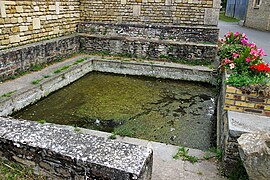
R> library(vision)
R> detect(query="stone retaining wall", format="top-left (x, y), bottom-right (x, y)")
top-left (0, 0), bottom-right (80, 49)
top-left (0, 35), bottom-right (80, 82)
top-left (80, 34), bottom-right (218, 61)
top-left (0, 33), bottom-right (218, 82)
top-left (78, 22), bottom-right (219, 61)
top-left (0, 117), bottom-right (153, 179)
top-left (78, 22), bottom-right (219, 44)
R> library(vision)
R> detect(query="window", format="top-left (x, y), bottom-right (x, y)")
top-left (254, 0), bottom-right (261, 8)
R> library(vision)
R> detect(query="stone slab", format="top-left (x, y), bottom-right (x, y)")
top-left (0, 117), bottom-right (153, 179)
top-left (228, 111), bottom-right (270, 137)
top-left (238, 132), bottom-right (270, 180)
top-left (60, 126), bottom-right (226, 180)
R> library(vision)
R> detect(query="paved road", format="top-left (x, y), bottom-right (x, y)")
top-left (218, 21), bottom-right (270, 63)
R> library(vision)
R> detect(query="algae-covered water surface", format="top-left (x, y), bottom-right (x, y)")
top-left (13, 72), bottom-right (217, 150)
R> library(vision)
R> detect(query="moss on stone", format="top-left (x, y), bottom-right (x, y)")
top-left (13, 72), bottom-right (217, 149)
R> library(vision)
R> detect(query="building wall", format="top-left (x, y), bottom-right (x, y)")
top-left (80, 0), bottom-right (220, 26)
top-left (245, 0), bottom-right (270, 31)
top-left (0, 0), bottom-right (80, 49)
top-left (0, 0), bottom-right (220, 50)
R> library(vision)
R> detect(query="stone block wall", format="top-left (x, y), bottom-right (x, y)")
top-left (245, 0), bottom-right (270, 31)
top-left (78, 22), bottom-right (219, 44)
top-left (80, 34), bottom-right (218, 61)
top-left (0, 35), bottom-right (79, 81)
top-left (0, 0), bottom-right (80, 49)
top-left (224, 85), bottom-right (270, 117)
top-left (80, 0), bottom-right (220, 26)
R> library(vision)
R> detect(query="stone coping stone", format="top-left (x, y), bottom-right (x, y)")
top-left (79, 33), bottom-right (218, 47)
top-left (228, 111), bottom-right (270, 138)
top-left (80, 21), bottom-right (220, 30)
top-left (93, 59), bottom-right (215, 72)
top-left (0, 117), bottom-right (153, 179)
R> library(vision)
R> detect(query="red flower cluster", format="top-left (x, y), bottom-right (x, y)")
top-left (250, 63), bottom-right (270, 73)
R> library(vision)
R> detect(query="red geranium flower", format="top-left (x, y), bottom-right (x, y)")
top-left (250, 63), bottom-right (270, 72)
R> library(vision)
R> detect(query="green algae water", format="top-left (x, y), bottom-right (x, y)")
top-left (13, 72), bottom-right (217, 150)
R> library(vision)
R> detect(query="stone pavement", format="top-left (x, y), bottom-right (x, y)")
top-left (78, 128), bottom-right (227, 180)
top-left (218, 21), bottom-right (270, 63)
top-left (0, 54), bottom-right (90, 96)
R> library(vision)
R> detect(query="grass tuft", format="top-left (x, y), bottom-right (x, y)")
top-left (109, 132), bottom-right (117, 139)
top-left (1, 90), bottom-right (16, 98)
top-left (31, 78), bottom-right (43, 85)
top-left (0, 160), bottom-right (44, 180)
top-left (173, 146), bottom-right (198, 164)
top-left (72, 58), bottom-right (87, 65)
top-left (37, 119), bottom-right (46, 124)
top-left (54, 65), bottom-right (70, 74)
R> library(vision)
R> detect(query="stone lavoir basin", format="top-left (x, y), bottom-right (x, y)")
top-left (13, 72), bottom-right (217, 150)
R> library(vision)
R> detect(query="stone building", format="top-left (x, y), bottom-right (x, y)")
top-left (245, 0), bottom-right (270, 31)
top-left (0, 0), bottom-right (221, 49)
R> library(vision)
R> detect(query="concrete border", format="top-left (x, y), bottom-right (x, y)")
top-left (0, 57), bottom-right (217, 117)
top-left (0, 56), bottom-right (218, 179)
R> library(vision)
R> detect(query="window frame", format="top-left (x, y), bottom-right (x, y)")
top-left (254, 0), bottom-right (262, 9)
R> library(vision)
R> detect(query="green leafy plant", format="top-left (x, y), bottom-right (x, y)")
top-left (203, 153), bottom-right (210, 160)
top-left (208, 147), bottom-right (223, 161)
top-left (54, 65), bottom-right (70, 74)
top-left (0, 160), bottom-right (44, 180)
top-left (72, 58), bottom-right (87, 65)
top-left (168, 35), bottom-right (174, 40)
top-left (37, 119), bottom-right (46, 124)
top-left (109, 132), bottom-right (117, 139)
top-left (1, 90), bottom-right (16, 98)
top-left (159, 35), bottom-right (164, 40)
top-left (159, 54), bottom-right (168, 59)
top-left (74, 126), bottom-right (82, 133)
top-left (168, 45), bottom-right (174, 52)
top-left (90, 27), bottom-right (97, 33)
top-left (173, 146), bottom-right (198, 164)
top-left (42, 75), bottom-right (50, 78)
top-left (31, 78), bottom-right (43, 85)
top-left (29, 64), bottom-right (44, 72)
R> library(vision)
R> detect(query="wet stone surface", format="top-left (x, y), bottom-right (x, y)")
top-left (13, 72), bottom-right (217, 150)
